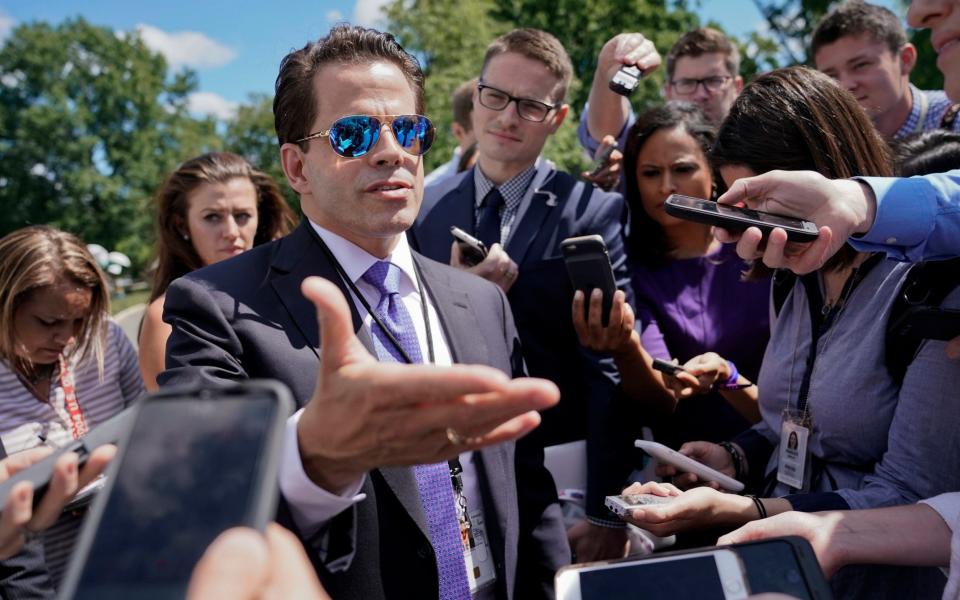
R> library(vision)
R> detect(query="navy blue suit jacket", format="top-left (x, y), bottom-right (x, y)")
top-left (160, 221), bottom-right (569, 600)
top-left (409, 163), bottom-right (636, 520)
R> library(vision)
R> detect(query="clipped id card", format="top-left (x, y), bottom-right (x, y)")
top-left (777, 409), bottom-right (811, 491)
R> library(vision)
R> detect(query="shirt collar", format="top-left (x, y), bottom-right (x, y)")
top-left (307, 219), bottom-right (418, 291)
top-left (473, 161), bottom-right (538, 208)
top-left (894, 84), bottom-right (922, 139)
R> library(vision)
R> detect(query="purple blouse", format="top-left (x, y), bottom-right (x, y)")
top-left (632, 244), bottom-right (771, 444)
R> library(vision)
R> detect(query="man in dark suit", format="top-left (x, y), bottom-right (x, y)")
top-left (159, 25), bottom-right (568, 600)
top-left (409, 29), bottom-right (636, 563)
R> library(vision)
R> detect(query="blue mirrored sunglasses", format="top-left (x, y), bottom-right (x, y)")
top-left (294, 114), bottom-right (436, 159)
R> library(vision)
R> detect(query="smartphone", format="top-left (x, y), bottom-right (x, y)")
top-left (889, 306), bottom-right (960, 341)
top-left (664, 194), bottom-right (819, 243)
top-left (634, 440), bottom-right (744, 492)
top-left (561, 235), bottom-right (617, 326)
top-left (651, 358), bottom-right (688, 376)
top-left (450, 225), bottom-right (488, 267)
top-left (556, 548), bottom-right (750, 600)
top-left (604, 493), bottom-right (672, 517)
top-left (0, 407), bottom-right (136, 510)
top-left (735, 537), bottom-right (833, 600)
top-left (609, 64), bottom-right (643, 96)
top-left (58, 380), bottom-right (294, 600)
top-left (587, 141), bottom-right (617, 178)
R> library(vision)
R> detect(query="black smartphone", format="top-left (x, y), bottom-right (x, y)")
top-left (664, 194), bottom-right (820, 243)
top-left (58, 380), bottom-right (294, 600)
top-left (0, 407), bottom-right (137, 509)
top-left (734, 536), bottom-right (833, 600)
top-left (561, 235), bottom-right (617, 327)
top-left (609, 64), bottom-right (643, 96)
top-left (587, 141), bottom-right (617, 178)
top-left (450, 225), bottom-right (488, 267)
top-left (651, 358), bottom-right (687, 376)
top-left (889, 306), bottom-right (960, 341)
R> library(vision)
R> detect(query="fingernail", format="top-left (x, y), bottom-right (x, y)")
top-left (18, 487), bottom-right (30, 503)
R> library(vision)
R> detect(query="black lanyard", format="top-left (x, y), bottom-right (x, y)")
top-left (310, 226), bottom-right (462, 476)
top-left (310, 228), bottom-right (436, 365)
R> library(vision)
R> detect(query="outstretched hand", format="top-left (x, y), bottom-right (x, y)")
top-left (296, 277), bottom-right (559, 493)
top-left (715, 170), bottom-right (877, 274)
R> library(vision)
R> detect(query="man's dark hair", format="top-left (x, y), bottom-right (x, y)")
top-left (273, 25), bottom-right (425, 149)
top-left (895, 130), bottom-right (960, 177)
top-left (452, 78), bottom-right (477, 132)
top-left (811, 0), bottom-right (907, 58)
top-left (665, 28), bottom-right (740, 81)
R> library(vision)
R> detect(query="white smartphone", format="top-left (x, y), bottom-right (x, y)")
top-left (634, 440), bottom-right (744, 492)
top-left (604, 493), bottom-right (673, 518)
top-left (556, 548), bottom-right (750, 600)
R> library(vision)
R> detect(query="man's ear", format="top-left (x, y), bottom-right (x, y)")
top-left (734, 75), bottom-right (744, 94)
top-left (899, 43), bottom-right (918, 75)
top-left (547, 103), bottom-right (570, 133)
top-left (280, 143), bottom-right (312, 196)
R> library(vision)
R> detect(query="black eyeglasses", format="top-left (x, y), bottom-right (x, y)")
top-left (476, 84), bottom-right (560, 123)
top-left (669, 76), bottom-right (732, 95)
top-left (294, 114), bottom-right (436, 158)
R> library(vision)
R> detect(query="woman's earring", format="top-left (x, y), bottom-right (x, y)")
top-left (182, 233), bottom-right (190, 241)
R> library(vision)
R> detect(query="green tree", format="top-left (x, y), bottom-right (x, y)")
top-left (0, 18), bottom-right (220, 272)
top-left (223, 93), bottom-right (300, 215)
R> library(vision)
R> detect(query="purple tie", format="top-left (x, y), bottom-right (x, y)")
top-left (361, 261), bottom-right (471, 600)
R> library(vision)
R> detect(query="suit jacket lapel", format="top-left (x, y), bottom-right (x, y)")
top-left (269, 221), bottom-right (374, 357)
top-left (505, 161), bottom-right (561, 266)
top-left (412, 254), bottom-right (489, 365)
top-left (378, 467), bottom-right (430, 539)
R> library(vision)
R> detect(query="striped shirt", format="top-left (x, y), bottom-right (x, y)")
top-left (894, 84), bottom-right (960, 139)
top-left (472, 163), bottom-right (537, 245)
top-left (0, 320), bottom-right (144, 587)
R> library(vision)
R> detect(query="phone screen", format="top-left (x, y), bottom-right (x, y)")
top-left (737, 540), bottom-right (812, 599)
top-left (578, 555), bottom-right (734, 600)
top-left (70, 395), bottom-right (278, 599)
top-left (713, 203), bottom-right (808, 229)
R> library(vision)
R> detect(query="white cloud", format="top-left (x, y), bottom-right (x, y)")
top-left (187, 91), bottom-right (238, 120)
top-left (135, 24), bottom-right (236, 70)
top-left (326, 10), bottom-right (344, 22)
top-left (0, 10), bottom-right (16, 46)
top-left (353, 0), bottom-right (391, 27)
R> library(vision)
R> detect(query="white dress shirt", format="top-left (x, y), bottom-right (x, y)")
top-left (920, 492), bottom-right (960, 600)
top-left (277, 222), bottom-right (488, 595)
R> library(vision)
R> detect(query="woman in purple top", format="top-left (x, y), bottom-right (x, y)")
top-left (573, 102), bottom-right (769, 448)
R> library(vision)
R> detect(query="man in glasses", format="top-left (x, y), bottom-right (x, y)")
top-left (578, 28), bottom-right (743, 189)
top-left (160, 24), bottom-right (567, 600)
top-left (812, 1), bottom-right (960, 139)
top-left (411, 29), bottom-right (636, 569)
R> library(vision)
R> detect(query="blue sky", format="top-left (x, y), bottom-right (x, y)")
top-left (0, 0), bottom-right (903, 119)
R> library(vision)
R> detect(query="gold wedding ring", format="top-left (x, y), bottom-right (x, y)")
top-left (446, 427), bottom-right (466, 445)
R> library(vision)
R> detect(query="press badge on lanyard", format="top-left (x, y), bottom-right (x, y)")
top-left (777, 408), bottom-right (811, 491)
top-left (451, 463), bottom-right (496, 593)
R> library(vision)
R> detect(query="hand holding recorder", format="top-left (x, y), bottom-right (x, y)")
top-left (449, 234), bottom-right (519, 293)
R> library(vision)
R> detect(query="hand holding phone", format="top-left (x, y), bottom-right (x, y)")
top-left (59, 381), bottom-right (294, 599)
top-left (665, 194), bottom-right (819, 243)
top-left (587, 141), bottom-right (617, 178)
top-left (635, 440), bottom-right (744, 492)
top-left (450, 226), bottom-right (488, 267)
top-left (562, 235), bottom-right (617, 326)
top-left (651, 358), bottom-right (687, 376)
top-left (604, 493), bottom-right (672, 517)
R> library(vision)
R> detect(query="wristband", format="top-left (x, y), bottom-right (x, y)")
top-left (718, 360), bottom-right (753, 391)
top-left (747, 494), bottom-right (767, 520)
top-left (718, 441), bottom-right (743, 482)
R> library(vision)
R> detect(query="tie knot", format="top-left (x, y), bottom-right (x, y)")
top-left (361, 261), bottom-right (403, 296)
top-left (483, 187), bottom-right (504, 209)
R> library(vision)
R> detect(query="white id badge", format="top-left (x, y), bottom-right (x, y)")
top-left (461, 509), bottom-right (497, 592)
top-left (777, 415), bottom-right (810, 490)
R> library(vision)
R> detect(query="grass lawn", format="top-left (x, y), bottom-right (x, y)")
top-left (111, 290), bottom-right (150, 315)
